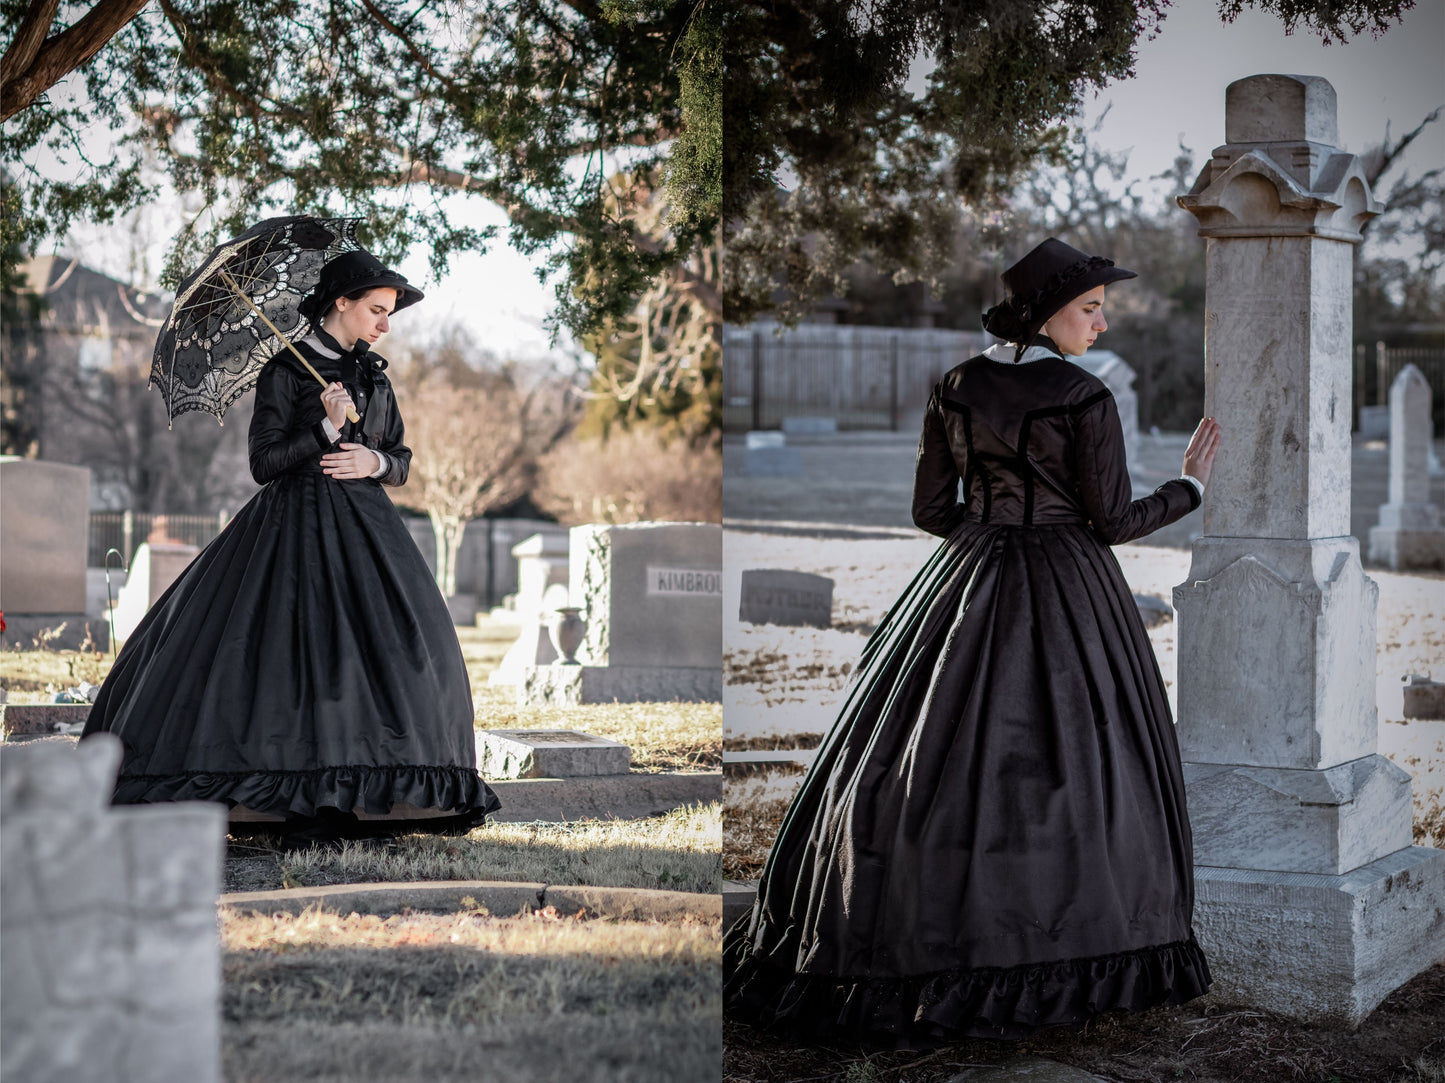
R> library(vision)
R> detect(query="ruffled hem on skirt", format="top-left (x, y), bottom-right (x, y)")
top-left (724, 932), bottom-right (1212, 1046)
top-left (114, 762), bottom-right (500, 821)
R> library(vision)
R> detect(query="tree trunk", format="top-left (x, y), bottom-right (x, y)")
top-left (428, 510), bottom-right (465, 597)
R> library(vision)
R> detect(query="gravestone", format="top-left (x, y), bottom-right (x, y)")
top-left (476, 729), bottom-right (631, 778)
top-left (0, 458), bottom-right (100, 651)
top-left (518, 522), bottom-right (722, 705)
top-left (489, 532), bottom-right (571, 685)
top-left (108, 541), bottom-right (199, 644)
top-left (1071, 350), bottom-right (1138, 468)
top-left (1368, 365), bottom-right (1445, 570)
top-left (739, 569), bottom-right (834, 628)
top-left (743, 431), bottom-right (801, 478)
top-left (1175, 73), bottom-right (1445, 1025)
top-left (1, 734), bottom-right (224, 1083)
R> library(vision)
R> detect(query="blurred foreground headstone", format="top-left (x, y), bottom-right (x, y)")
top-left (0, 735), bottom-right (225, 1083)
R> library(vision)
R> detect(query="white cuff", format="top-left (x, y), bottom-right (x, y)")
top-left (369, 450), bottom-right (389, 478)
top-left (321, 417), bottom-right (342, 444)
top-left (1181, 473), bottom-right (1205, 497)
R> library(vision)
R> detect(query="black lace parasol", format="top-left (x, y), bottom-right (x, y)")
top-left (151, 215), bottom-right (362, 422)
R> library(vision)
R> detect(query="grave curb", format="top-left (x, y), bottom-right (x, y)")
top-left (219, 879), bottom-right (721, 922)
top-left (487, 770), bottom-right (720, 822)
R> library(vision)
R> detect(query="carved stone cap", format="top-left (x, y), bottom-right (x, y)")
top-left (1226, 74), bottom-right (1338, 145)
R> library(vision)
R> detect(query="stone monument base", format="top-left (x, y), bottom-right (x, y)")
top-left (1367, 526), bottom-right (1445, 571)
top-left (1183, 755), bottom-right (1414, 874)
top-left (518, 664), bottom-right (721, 706)
top-left (1193, 846), bottom-right (1445, 1028)
top-left (476, 729), bottom-right (630, 778)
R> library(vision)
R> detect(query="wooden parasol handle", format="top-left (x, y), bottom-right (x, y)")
top-left (219, 270), bottom-right (360, 424)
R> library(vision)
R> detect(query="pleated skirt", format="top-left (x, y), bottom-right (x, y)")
top-left (82, 472), bottom-right (499, 832)
top-left (724, 519), bottom-right (1210, 1044)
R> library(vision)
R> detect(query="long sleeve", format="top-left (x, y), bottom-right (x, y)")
top-left (911, 385), bottom-right (966, 538)
top-left (248, 361), bottom-right (334, 485)
top-left (369, 378), bottom-right (411, 487)
top-left (1074, 389), bottom-right (1200, 545)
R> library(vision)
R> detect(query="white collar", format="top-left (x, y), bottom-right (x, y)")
top-left (982, 341), bottom-right (1064, 365)
top-left (301, 333), bottom-right (341, 359)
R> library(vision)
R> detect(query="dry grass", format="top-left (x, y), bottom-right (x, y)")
top-left (0, 643), bottom-right (110, 702)
top-left (222, 905), bottom-right (720, 1083)
top-left (725, 965), bottom-right (1445, 1083)
top-left (232, 802), bottom-right (722, 895)
top-left (471, 681), bottom-right (721, 772)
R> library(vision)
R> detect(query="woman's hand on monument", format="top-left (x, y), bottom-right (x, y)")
top-left (1183, 417), bottom-right (1222, 489)
top-left (320, 382), bottom-right (356, 430)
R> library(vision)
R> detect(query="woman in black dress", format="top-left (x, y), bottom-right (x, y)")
top-left (83, 251), bottom-right (500, 838)
top-left (724, 238), bottom-right (1222, 1044)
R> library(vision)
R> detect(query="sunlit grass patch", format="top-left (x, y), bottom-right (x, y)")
top-left (472, 682), bottom-right (721, 772)
top-left (221, 905), bottom-right (720, 1083)
top-left (269, 802), bottom-right (722, 895)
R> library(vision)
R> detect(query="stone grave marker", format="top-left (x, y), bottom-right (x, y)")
top-left (739, 569), bottom-right (834, 628)
top-left (490, 531), bottom-right (571, 685)
top-left (1, 733), bottom-right (224, 1083)
top-left (1368, 364), bottom-right (1445, 570)
top-left (743, 431), bottom-right (801, 477)
top-left (0, 458), bottom-right (102, 651)
top-left (108, 541), bottom-right (199, 644)
top-left (519, 522), bottom-right (722, 705)
top-left (1175, 72), bottom-right (1444, 1025)
top-left (477, 729), bottom-right (631, 778)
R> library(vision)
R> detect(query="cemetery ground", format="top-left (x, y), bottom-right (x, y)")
top-left (721, 433), bottom-right (1444, 1083)
top-left (1, 614), bottom-right (723, 1082)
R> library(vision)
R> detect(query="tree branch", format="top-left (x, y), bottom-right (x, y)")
top-left (0, 0), bottom-right (62, 89)
top-left (0, 0), bottom-right (149, 122)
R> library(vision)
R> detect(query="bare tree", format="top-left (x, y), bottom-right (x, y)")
top-left (538, 426), bottom-right (721, 526)
top-left (391, 348), bottom-right (579, 597)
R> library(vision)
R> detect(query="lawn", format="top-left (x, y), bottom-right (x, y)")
top-left (226, 801), bottom-right (722, 895)
top-left (222, 904), bottom-right (720, 1083)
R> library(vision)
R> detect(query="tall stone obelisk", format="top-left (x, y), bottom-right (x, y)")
top-left (1175, 74), bottom-right (1445, 1026)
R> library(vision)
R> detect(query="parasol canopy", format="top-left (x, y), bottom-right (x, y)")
top-left (150, 215), bottom-right (362, 422)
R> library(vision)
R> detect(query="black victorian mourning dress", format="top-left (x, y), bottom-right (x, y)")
top-left (724, 340), bottom-right (1211, 1044)
top-left (82, 331), bottom-right (500, 836)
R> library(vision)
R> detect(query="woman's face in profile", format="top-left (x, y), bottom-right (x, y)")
top-left (330, 287), bottom-right (400, 349)
top-left (1043, 284), bottom-right (1108, 356)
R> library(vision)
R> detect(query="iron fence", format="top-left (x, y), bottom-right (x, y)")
top-left (1354, 343), bottom-right (1445, 431)
top-left (88, 511), bottom-right (229, 568)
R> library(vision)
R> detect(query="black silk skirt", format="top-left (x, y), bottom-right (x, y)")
top-left (724, 520), bottom-right (1210, 1044)
top-left (82, 472), bottom-right (500, 836)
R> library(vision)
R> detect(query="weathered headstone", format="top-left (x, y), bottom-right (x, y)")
top-left (476, 729), bottom-right (631, 778)
top-left (1071, 350), bottom-right (1138, 467)
top-left (743, 431), bottom-right (802, 478)
top-left (1402, 676), bottom-right (1445, 721)
top-left (107, 541), bottom-right (199, 644)
top-left (1, 734), bottom-right (224, 1083)
top-left (518, 522), bottom-right (721, 705)
top-left (1368, 365), bottom-right (1445, 570)
top-left (0, 458), bottom-right (102, 651)
top-left (490, 532), bottom-right (571, 686)
top-left (739, 569), bottom-right (834, 628)
top-left (1175, 73), bottom-right (1445, 1025)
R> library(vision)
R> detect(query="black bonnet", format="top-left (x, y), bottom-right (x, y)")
top-left (297, 250), bottom-right (424, 323)
top-left (981, 238), bottom-right (1136, 349)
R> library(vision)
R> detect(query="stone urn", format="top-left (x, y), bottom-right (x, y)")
top-left (546, 607), bottom-right (586, 665)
